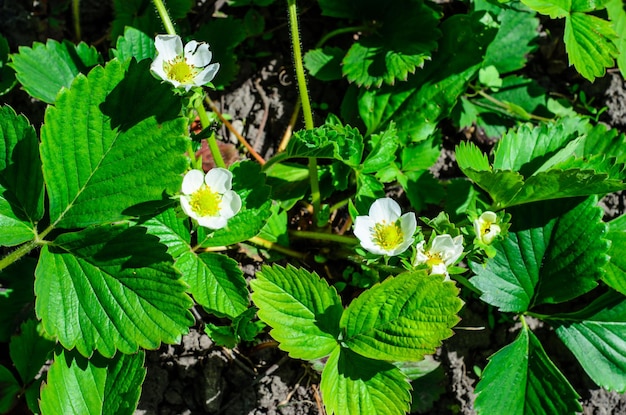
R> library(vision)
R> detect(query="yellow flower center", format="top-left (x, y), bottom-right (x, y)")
top-left (425, 252), bottom-right (444, 269)
top-left (189, 185), bottom-right (222, 217)
top-left (164, 57), bottom-right (198, 83)
top-left (372, 221), bottom-right (404, 251)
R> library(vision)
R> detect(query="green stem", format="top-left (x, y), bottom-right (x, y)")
top-left (308, 158), bottom-right (321, 224)
top-left (248, 236), bottom-right (307, 259)
top-left (195, 99), bottom-right (225, 169)
top-left (185, 139), bottom-right (199, 170)
top-left (152, 0), bottom-right (177, 35)
top-left (289, 230), bottom-right (358, 245)
top-left (72, 0), bottom-right (81, 41)
top-left (451, 273), bottom-right (483, 296)
top-left (316, 25), bottom-right (369, 48)
top-left (0, 239), bottom-right (39, 272)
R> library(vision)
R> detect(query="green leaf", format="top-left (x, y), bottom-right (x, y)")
top-left (304, 47), bottom-right (344, 81)
top-left (139, 206), bottom-right (190, 259)
top-left (474, 323), bottom-right (581, 414)
top-left (111, 26), bottom-right (156, 65)
top-left (361, 125), bottom-right (400, 174)
top-left (286, 122), bottom-right (364, 167)
top-left (341, 271), bottom-right (462, 361)
top-left (550, 292), bottom-right (626, 392)
top-left (0, 106), bottom-right (43, 245)
top-left (482, 6), bottom-right (540, 74)
top-left (341, 0), bottom-right (441, 88)
top-left (470, 197), bottom-right (607, 312)
top-left (0, 365), bottom-right (20, 413)
top-left (40, 59), bottom-right (187, 229)
top-left (177, 252), bottom-right (249, 318)
top-left (354, 173), bottom-right (385, 215)
top-left (604, 215), bottom-right (626, 295)
top-left (0, 35), bottom-right (16, 95)
top-left (9, 39), bottom-right (101, 103)
top-left (250, 265), bottom-right (343, 360)
top-left (320, 347), bottom-right (411, 415)
top-left (10, 319), bottom-right (54, 383)
top-left (606, 0), bottom-right (626, 79)
top-left (564, 12), bottom-right (618, 82)
top-left (358, 12), bottom-right (497, 142)
top-left (197, 161), bottom-right (272, 247)
top-left (35, 225), bottom-right (194, 358)
top-left (521, 0), bottom-right (571, 17)
top-left (0, 258), bottom-right (36, 342)
top-left (40, 349), bottom-right (145, 415)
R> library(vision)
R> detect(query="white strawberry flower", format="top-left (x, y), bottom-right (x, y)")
top-left (353, 198), bottom-right (417, 256)
top-left (151, 35), bottom-right (219, 91)
top-left (415, 234), bottom-right (464, 279)
top-left (180, 168), bottom-right (241, 230)
top-left (474, 211), bottom-right (501, 245)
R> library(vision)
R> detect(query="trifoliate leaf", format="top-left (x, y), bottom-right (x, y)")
top-left (320, 347), bottom-right (411, 415)
top-left (521, 0), bottom-right (571, 18)
top-left (304, 47), bottom-right (344, 81)
top-left (474, 323), bottom-right (581, 414)
top-left (564, 12), bottom-right (618, 82)
top-left (342, 0), bottom-right (441, 88)
top-left (341, 271), bottom-right (462, 361)
top-left (9, 39), bottom-right (101, 103)
top-left (550, 292), bottom-right (626, 392)
top-left (9, 319), bottom-right (54, 383)
top-left (358, 11), bottom-right (497, 142)
top-left (0, 35), bottom-right (16, 95)
top-left (606, 0), bottom-right (626, 79)
top-left (482, 5), bottom-right (540, 74)
top-left (250, 265), bottom-right (343, 360)
top-left (35, 224), bottom-right (194, 358)
top-left (0, 106), bottom-right (43, 246)
top-left (110, 26), bottom-right (156, 66)
top-left (197, 161), bottom-right (272, 247)
top-left (40, 349), bottom-right (145, 415)
top-left (40, 59), bottom-right (187, 229)
top-left (470, 196), bottom-right (607, 312)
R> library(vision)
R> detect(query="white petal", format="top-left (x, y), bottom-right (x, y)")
top-left (399, 212), bottom-right (417, 238)
top-left (197, 215), bottom-right (228, 230)
top-left (369, 198), bottom-right (401, 222)
top-left (154, 35), bottom-right (182, 62)
top-left (186, 42), bottom-right (213, 66)
top-left (205, 168), bottom-right (232, 193)
top-left (180, 196), bottom-right (198, 220)
top-left (353, 216), bottom-right (375, 243)
top-left (194, 63), bottom-right (220, 86)
top-left (443, 235), bottom-right (464, 265)
top-left (387, 236), bottom-right (415, 256)
top-left (182, 169), bottom-right (205, 194)
top-left (220, 191), bottom-right (242, 219)
top-left (431, 262), bottom-right (450, 279)
top-left (480, 211), bottom-right (498, 223)
top-left (150, 55), bottom-right (168, 80)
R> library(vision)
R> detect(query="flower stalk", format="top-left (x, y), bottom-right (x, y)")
top-left (152, 0), bottom-right (177, 35)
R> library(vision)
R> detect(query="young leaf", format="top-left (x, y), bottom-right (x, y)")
top-left (358, 12), bottom-right (497, 142)
top-left (474, 323), bottom-right (581, 414)
top-left (9, 39), bottom-right (101, 103)
top-left (110, 26), bottom-right (156, 65)
top-left (40, 349), bottom-right (146, 415)
top-left (550, 292), bottom-right (626, 392)
top-left (286, 122), bottom-right (364, 167)
top-left (197, 161), bottom-right (272, 247)
top-left (0, 106), bottom-right (43, 246)
top-left (9, 319), bottom-right (54, 383)
top-left (341, 271), bottom-right (462, 361)
top-left (40, 59), bottom-right (187, 229)
top-left (341, 0), bottom-right (441, 88)
top-left (250, 265), bottom-right (343, 360)
top-left (35, 225), bottom-right (194, 358)
top-left (320, 347), bottom-right (411, 415)
top-left (470, 197), bottom-right (607, 312)
top-left (564, 12), bottom-right (618, 82)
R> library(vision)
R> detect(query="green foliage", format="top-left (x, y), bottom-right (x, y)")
top-left (111, 26), bottom-right (156, 65)
top-left (9, 39), bottom-right (102, 103)
top-left (0, 35), bottom-right (15, 95)
top-left (470, 197), bottom-right (608, 312)
top-left (39, 349), bottom-right (145, 415)
top-left (111, 0), bottom-right (194, 39)
top-left (474, 322), bottom-right (581, 414)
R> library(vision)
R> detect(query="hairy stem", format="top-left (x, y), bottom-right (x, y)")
top-left (152, 0), bottom-right (177, 35)
top-left (289, 230), bottom-right (358, 245)
top-left (248, 236), bottom-right (307, 259)
top-left (195, 99), bottom-right (226, 169)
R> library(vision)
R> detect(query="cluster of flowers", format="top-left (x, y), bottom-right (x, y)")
top-left (353, 198), bottom-right (502, 278)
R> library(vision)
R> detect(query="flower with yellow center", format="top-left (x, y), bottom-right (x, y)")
top-left (151, 35), bottom-right (220, 91)
top-left (474, 211), bottom-right (501, 245)
top-left (415, 234), bottom-right (464, 279)
top-left (353, 198), bottom-right (417, 256)
top-left (180, 168), bottom-right (241, 229)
